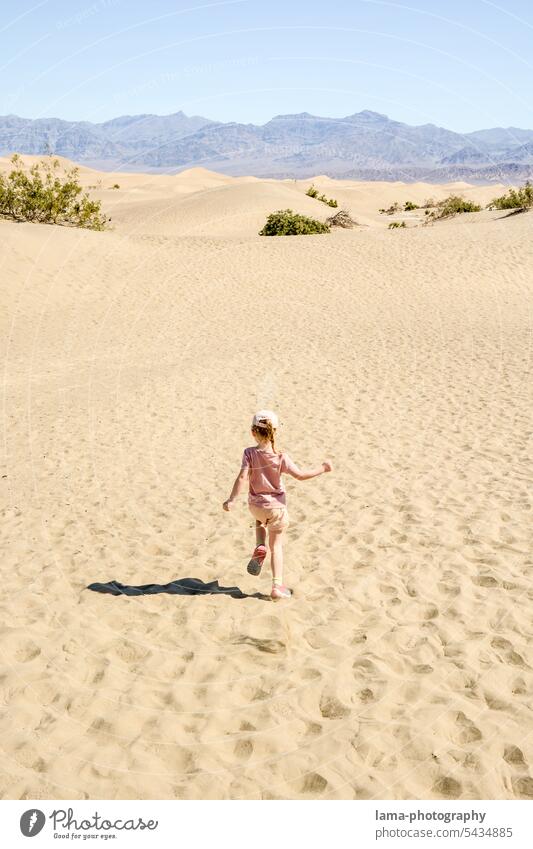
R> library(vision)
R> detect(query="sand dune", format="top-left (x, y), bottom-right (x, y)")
top-left (0, 165), bottom-right (532, 800)
top-left (104, 175), bottom-right (511, 238)
top-left (114, 180), bottom-right (337, 238)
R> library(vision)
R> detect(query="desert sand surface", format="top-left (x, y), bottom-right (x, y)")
top-left (0, 162), bottom-right (532, 800)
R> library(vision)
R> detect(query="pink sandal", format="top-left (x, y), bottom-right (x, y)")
top-left (247, 544), bottom-right (267, 576)
top-left (271, 583), bottom-right (292, 600)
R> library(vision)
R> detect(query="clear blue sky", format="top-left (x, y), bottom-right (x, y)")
top-left (2, 0), bottom-right (533, 131)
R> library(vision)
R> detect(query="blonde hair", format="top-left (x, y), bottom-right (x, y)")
top-left (252, 420), bottom-right (277, 452)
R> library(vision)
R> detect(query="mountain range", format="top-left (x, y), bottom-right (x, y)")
top-left (1, 110), bottom-right (532, 182)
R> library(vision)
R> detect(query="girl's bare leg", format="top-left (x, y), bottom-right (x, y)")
top-left (268, 528), bottom-right (284, 584)
top-left (255, 520), bottom-right (266, 548)
top-left (247, 520), bottom-right (268, 577)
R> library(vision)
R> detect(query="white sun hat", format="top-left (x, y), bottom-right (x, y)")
top-left (252, 409), bottom-right (279, 428)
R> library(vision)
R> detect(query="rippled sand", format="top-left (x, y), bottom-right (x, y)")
top-left (0, 164), bottom-right (532, 799)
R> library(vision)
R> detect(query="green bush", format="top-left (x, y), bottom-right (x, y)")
top-left (427, 195), bottom-right (481, 221)
top-left (488, 182), bottom-right (533, 211)
top-left (388, 221), bottom-right (406, 229)
top-left (259, 209), bottom-right (330, 236)
top-left (0, 154), bottom-right (109, 230)
top-left (306, 184), bottom-right (338, 207)
top-left (379, 202), bottom-right (401, 215)
top-left (381, 199), bottom-right (429, 214)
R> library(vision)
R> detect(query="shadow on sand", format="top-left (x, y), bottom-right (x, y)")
top-left (87, 576), bottom-right (269, 601)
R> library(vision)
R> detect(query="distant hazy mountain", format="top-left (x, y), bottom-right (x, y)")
top-left (0, 111), bottom-right (213, 163)
top-left (1, 109), bottom-right (532, 182)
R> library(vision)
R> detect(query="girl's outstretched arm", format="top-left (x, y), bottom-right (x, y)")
top-left (289, 460), bottom-right (332, 481)
top-left (223, 467), bottom-right (249, 511)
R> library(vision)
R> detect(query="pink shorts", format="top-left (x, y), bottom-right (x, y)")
top-left (248, 502), bottom-right (289, 531)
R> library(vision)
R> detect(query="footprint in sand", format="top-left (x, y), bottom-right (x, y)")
top-left (511, 677), bottom-right (527, 695)
top-left (438, 580), bottom-right (461, 596)
top-left (319, 693), bottom-right (350, 719)
top-left (491, 637), bottom-right (528, 667)
top-left (359, 687), bottom-right (375, 703)
top-left (233, 635), bottom-right (285, 654)
top-left (473, 575), bottom-right (499, 588)
top-left (484, 692), bottom-right (510, 711)
top-left (301, 772), bottom-right (328, 794)
top-left (454, 711), bottom-right (482, 743)
top-left (90, 717), bottom-right (113, 734)
top-left (15, 643), bottom-right (41, 662)
top-left (413, 664), bottom-right (434, 674)
top-left (503, 745), bottom-right (527, 767)
top-left (112, 640), bottom-right (150, 664)
top-left (234, 739), bottom-right (253, 760)
top-left (92, 666), bottom-right (107, 684)
top-left (512, 777), bottom-right (533, 799)
top-left (432, 775), bottom-right (462, 798)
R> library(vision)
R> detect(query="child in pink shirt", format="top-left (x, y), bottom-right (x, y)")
top-left (223, 410), bottom-right (332, 600)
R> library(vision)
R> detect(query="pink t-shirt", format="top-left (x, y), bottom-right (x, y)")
top-left (241, 446), bottom-right (300, 507)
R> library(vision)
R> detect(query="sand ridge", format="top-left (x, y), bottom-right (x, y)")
top-left (0, 165), bottom-right (532, 800)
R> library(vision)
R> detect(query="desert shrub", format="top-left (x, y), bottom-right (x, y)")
top-left (326, 209), bottom-right (357, 228)
top-left (379, 201), bottom-right (401, 215)
top-left (307, 184), bottom-right (338, 207)
top-left (427, 195), bottom-right (481, 221)
top-left (112, 183), bottom-right (120, 190)
top-left (388, 221), bottom-right (406, 229)
top-left (488, 182), bottom-right (533, 211)
top-left (381, 200), bottom-right (421, 213)
top-left (0, 154), bottom-right (108, 230)
top-left (259, 209), bottom-right (330, 236)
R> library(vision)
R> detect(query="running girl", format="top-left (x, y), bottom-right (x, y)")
top-left (223, 410), bottom-right (332, 600)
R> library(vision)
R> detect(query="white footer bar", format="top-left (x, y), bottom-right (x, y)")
top-left (2, 799), bottom-right (531, 848)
